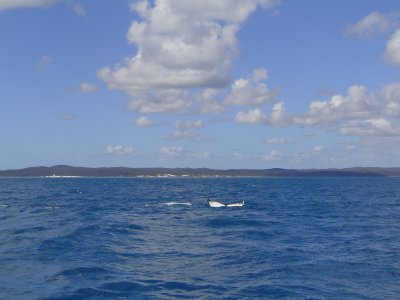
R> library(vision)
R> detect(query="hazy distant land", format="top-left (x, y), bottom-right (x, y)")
top-left (1, 165), bottom-right (399, 177)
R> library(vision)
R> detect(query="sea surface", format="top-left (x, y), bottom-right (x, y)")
top-left (0, 177), bottom-right (399, 299)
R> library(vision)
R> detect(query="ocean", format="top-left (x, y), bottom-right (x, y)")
top-left (0, 177), bottom-right (399, 299)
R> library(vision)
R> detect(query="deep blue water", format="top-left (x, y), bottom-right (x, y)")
top-left (0, 177), bottom-right (399, 299)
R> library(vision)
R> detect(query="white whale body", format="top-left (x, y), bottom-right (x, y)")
top-left (207, 199), bottom-right (244, 208)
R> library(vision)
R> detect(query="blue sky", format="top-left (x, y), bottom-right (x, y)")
top-left (1, 0), bottom-right (400, 169)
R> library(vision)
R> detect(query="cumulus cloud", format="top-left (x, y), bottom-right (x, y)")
top-left (224, 68), bottom-right (278, 106)
top-left (66, 0), bottom-right (85, 16)
top-left (235, 102), bottom-right (292, 126)
top-left (194, 89), bottom-right (226, 114)
top-left (345, 11), bottom-right (400, 68)
top-left (268, 102), bottom-right (292, 126)
top-left (35, 55), bottom-right (53, 69)
top-left (265, 137), bottom-right (287, 145)
top-left (293, 82), bottom-right (400, 137)
top-left (170, 130), bottom-right (197, 139)
top-left (125, 89), bottom-right (189, 113)
top-left (176, 120), bottom-right (204, 129)
top-left (312, 145), bottom-right (326, 152)
top-left (235, 108), bottom-right (266, 124)
top-left (339, 118), bottom-right (399, 136)
top-left (234, 80), bottom-right (400, 140)
top-left (135, 116), bottom-right (153, 127)
top-left (189, 151), bottom-right (211, 160)
top-left (160, 146), bottom-right (184, 157)
top-left (79, 82), bottom-right (98, 93)
top-left (296, 85), bottom-right (376, 126)
top-left (262, 149), bottom-right (281, 161)
top-left (231, 80), bottom-right (400, 143)
top-left (0, 0), bottom-right (55, 11)
top-left (384, 29), bottom-right (400, 67)
top-left (290, 146), bottom-right (333, 167)
top-left (98, 0), bottom-right (280, 113)
top-left (159, 146), bottom-right (211, 161)
top-left (344, 11), bottom-right (392, 39)
top-left (170, 119), bottom-right (204, 139)
top-left (106, 145), bottom-right (134, 155)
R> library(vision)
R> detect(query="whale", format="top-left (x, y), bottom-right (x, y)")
top-left (207, 199), bottom-right (244, 207)
top-left (207, 199), bottom-right (226, 207)
top-left (226, 201), bottom-right (245, 207)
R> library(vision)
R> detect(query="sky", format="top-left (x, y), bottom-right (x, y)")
top-left (1, 0), bottom-right (400, 169)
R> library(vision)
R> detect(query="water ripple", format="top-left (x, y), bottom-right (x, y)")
top-left (1, 177), bottom-right (399, 299)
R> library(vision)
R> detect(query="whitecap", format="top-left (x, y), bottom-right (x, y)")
top-left (162, 202), bottom-right (192, 206)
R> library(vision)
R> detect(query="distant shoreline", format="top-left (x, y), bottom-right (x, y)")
top-left (1, 165), bottom-right (400, 177)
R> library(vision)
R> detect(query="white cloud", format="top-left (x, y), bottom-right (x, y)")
top-left (125, 89), bottom-right (189, 113)
top-left (35, 55), bottom-right (52, 69)
top-left (295, 82), bottom-right (400, 131)
top-left (265, 137), bottom-right (287, 145)
top-left (380, 82), bottom-right (400, 114)
top-left (62, 114), bottom-right (78, 121)
top-left (224, 68), bottom-right (278, 106)
top-left (312, 145), bottom-right (326, 152)
top-left (268, 102), bottom-right (292, 126)
top-left (289, 82), bottom-right (400, 139)
top-left (66, 1), bottom-right (85, 16)
top-left (344, 11), bottom-right (392, 39)
top-left (190, 151), bottom-right (211, 160)
top-left (195, 89), bottom-right (226, 114)
top-left (232, 80), bottom-right (400, 140)
top-left (235, 108), bottom-right (266, 124)
top-left (384, 29), bottom-right (400, 67)
top-left (171, 130), bottom-right (197, 139)
top-left (170, 119), bottom-right (204, 139)
top-left (339, 118), bottom-right (399, 136)
top-left (176, 120), bottom-right (204, 129)
top-left (0, 0), bottom-right (85, 16)
top-left (106, 145), bottom-right (134, 155)
top-left (262, 149), bottom-right (281, 161)
top-left (79, 82), bottom-right (98, 93)
top-left (344, 11), bottom-right (400, 68)
top-left (0, 0), bottom-right (55, 11)
top-left (135, 116), bottom-right (153, 127)
top-left (99, 0), bottom-right (280, 113)
top-left (235, 102), bottom-right (293, 126)
top-left (252, 68), bottom-right (268, 82)
top-left (160, 146), bottom-right (184, 157)
top-left (296, 85), bottom-right (376, 126)
top-left (159, 146), bottom-right (211, 161)
top-left (231, 151), bottom-right (246, 160)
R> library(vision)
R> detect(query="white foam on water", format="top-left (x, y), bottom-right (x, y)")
top-left (162, 202), bottom-right (192, 206)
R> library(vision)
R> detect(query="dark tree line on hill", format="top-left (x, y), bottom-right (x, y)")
top-left (1, 165), bottom-right (399, 177)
